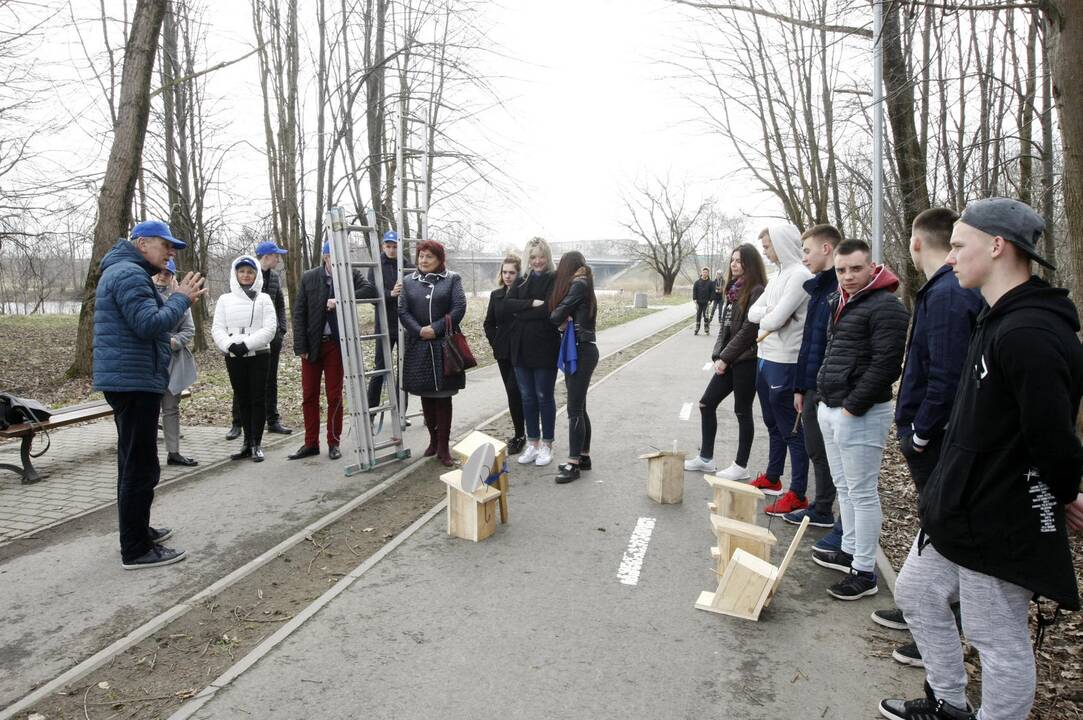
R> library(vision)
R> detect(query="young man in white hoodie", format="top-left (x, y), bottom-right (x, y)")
top-left (745, 224), bottom-right (813, 515)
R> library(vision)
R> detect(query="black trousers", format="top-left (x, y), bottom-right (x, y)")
top-left (564, 342), bottom-right (599, 459)
top-left (698, 358), bottom-right (756, 465)
top-left (226, 353), bottom-right (270, 449)
top-left (802, 389), bottom-right (837, 516)
top-left (366, 334), bottom-right (407, 414)
top-left (497, 357), bottom-right (525, 438)
top-left (105, 391), bottom-right (162, 561)
top-left (695, 302), bottom-right (710, 329)
top-left (233, 338), bottom-right (283, 425)
top-left (900, 432), bottom-right (942, 493)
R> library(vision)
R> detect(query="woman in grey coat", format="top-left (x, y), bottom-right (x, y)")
top-left (395, 240), bottom-right (467, 466)
top-left (155, 260), bottom-right (198, 467)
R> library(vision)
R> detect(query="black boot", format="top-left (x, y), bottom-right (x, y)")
top-left (225, 424), bottom-right (242, 441)
top-left (251, 446), bottom-right (265, 462)
top-left (435, 400), bottom-right (454, 467)
top-left (506, 436), bottom-right (526, 454)
top-left (230, 445), bottom-right (252, 461)
top-left (555, 462), bottom-right (580, 484)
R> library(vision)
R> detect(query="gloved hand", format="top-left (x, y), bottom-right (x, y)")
top-left (228, 342), bottom-right (249, 357)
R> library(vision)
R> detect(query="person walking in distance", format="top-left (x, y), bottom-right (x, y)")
top-left (880, 198), bottom-right (1083, 720)
top-left (483, 255), bottom-right (527, 454)
top-left (93, 220), bottom-right (206, 569)
top-left (226, 241), bottom-right (291, 438)
top-left (289, 241), bottom-right (375, 461)
top-left (871, 208), bottom-right (982, 669)
top-left (692, 267), bottom-right (714, 335)
top-left (154, 259), bottom-right (198, 468)
top-left (505, 237), bottom-right (561, 467)
top-left (746, 225), bottom-right (813, 513)
top-left (811, 239), bottom-right (909, 600)
top-left (549, 251), bottom-right (599, 483)
top-left (366, 231), bottom-right (414, 423)
top-left (783, 225), bottom-right (841, 532)
top-left (706, 268), bottom-right (724, 328)
top-left (684, 245), bottom-right (767, 477)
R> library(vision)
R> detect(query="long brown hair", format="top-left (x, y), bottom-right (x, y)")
top-left (727, 243), bottom-right (767, 310)
top-left (549, 251), bottom-right (597, 318)
top-left (495, 254), bottom-right (521, 288)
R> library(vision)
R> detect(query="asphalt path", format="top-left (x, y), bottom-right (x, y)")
top-left (180, 321), bottom-right (912, 720)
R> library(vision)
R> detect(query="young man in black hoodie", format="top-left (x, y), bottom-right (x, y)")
top-left (880, 198), bottom-right (1083, 720)
top-left (692, 267), bottom-right (714, 335)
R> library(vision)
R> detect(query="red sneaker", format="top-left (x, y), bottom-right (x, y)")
top-left (750, 473), bottom-right (784, 496)
top-left (764, 490), bottom-right (808, 516)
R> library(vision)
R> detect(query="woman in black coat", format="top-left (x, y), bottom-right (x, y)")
top-left (483, 254), bottom-right (526, 454)
top-left (504, 237), bottom-right (561, 467)
top-left (396, 240), bottom-right (467, 466)
top-left (548, 251), bottom-right (598, 483)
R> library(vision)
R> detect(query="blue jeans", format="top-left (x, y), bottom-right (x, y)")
top-left (817, 401), bottom-right (893, 573)
top-left (755, 359), bottom-right (808, 496)
top-left (514, 366), bottom-right (557, 442)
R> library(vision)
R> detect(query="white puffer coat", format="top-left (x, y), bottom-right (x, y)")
top-left (212, 256), bottom-right (277, 356)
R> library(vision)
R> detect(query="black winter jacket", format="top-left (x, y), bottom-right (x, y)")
top-left (504, 271), bottom-right (560, 369)
top-left (397, 270), bottom-right (467, 395)
top-left (816, 267), bottom-right (909, 415)
top-left (367, 252), bottom-right (414, 335)
top-left (292, 265), bottom-right (375, 361)
top-left (549, 274), bottom-right (597, 344)
top-left (483, 285), bottom-right (515, 360)
top-left (711, 285), bottom-right (764, 365)
top-left (262, 267), bottom-right (287, 345)
top-left (692, 278), bottom-right (714, 304)
top-left (919, 277), bottom-right (1083, 609)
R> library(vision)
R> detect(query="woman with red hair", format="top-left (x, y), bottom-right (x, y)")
top-left (396, 240), bottom-right (468, 466)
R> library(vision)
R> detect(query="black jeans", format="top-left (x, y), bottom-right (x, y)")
top-left (366, 333), bottom-right (408, 414)
top-left (105, 391), bottom-right (163, 561)
top-left (698, 358), bottom-right (756, 465)
top-left (564, 342), bottom-right (599, 459)
top-left (497, 357), bottom-right (525, 438)
top-left (233, 338), bottom-right (283, 425)
top-left (695, 302), bottom-right (710, 329)
top-left (226, 353), bottom-right (270, 449)
top-left (708, 297), bottom-right (722, 323)
top-left (899, 432), bottom-right (942, 493)
top-left (802, 389), bottom-right (836, 516)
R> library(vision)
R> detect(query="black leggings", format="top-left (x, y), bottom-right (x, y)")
top-left (497, 358), bottom-right (525, 438)
top-left (695, 302), bottom-right (710, 328)
top-left (226, 353), bottom-right (270, 448)
top-left (564, 342), bottom-right (599, 459)
top-left (698, 358), bottom-right (756, 464)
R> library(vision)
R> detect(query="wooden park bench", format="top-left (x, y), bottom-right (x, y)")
top-left (0, 390), bottom-right (190, 485)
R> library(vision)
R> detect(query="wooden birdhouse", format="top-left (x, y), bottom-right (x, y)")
top-left (452, 431), bottom-right (509, 524)
top-left (709, 514), bottom-right (777, 576)
top-left (705, 475), bottom-right (765, 524)
top-left (639, 450), bottom-right (685, 504)
top-left (439, 468), bottom-right (503, 543)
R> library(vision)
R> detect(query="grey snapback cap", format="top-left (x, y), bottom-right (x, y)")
top-left (958, 197), bottom-right (1054, 270)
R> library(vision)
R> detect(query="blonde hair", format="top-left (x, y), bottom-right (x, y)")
top-left (522, 237), bottom-right (555, 273)
top-left (496, 254), bottom-right (522, 287)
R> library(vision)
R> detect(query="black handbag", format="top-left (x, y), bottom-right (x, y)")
top-left (0, 393), bottom-right (53, 425)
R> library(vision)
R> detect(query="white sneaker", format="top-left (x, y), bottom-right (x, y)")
top-left (716, 462), bottom-right (750, 480)
top-left (534, 444), bottom-right (553, 466)
top-left (683, 456), bottom-right (716, 472)
top-left (518, 444), bottom-right (539, 464)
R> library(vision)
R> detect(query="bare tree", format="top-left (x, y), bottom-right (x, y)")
top-left (621, 178), bottom-right (711, 295)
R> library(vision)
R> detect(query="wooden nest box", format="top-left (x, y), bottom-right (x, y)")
top-left (639, 450), bottom-right (685, 504)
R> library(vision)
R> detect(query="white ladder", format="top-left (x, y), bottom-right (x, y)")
top-left (324, 206), bottom-right (410, 474)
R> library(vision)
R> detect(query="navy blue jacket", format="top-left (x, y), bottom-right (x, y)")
top-left (794, 268), bottom-right (837, 393)
top-left (93, 240), bottom-right (191, 394)
top-left (895, 265), bottom-right (983, 441)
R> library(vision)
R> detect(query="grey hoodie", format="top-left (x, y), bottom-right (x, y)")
top-left (747, 224), bottom-right (813, 363)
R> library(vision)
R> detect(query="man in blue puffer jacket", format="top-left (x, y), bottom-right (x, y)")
top-left (93, 220), bottom-right (206, 570)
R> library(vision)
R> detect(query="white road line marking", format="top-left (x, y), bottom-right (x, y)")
top-left (679, 402), bottom-right (693, 421)
top-left (617, 517), bottom-right (657, 586)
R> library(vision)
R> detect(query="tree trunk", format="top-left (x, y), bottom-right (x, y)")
top-left (69, 0), bottom-right (167, 378)
top-left (1046, 2), bottom-right (1083, 303)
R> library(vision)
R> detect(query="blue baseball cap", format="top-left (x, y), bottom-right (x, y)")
top-left (322, 240), bottom-right (331, 255)
top-left (383, 231), bottom-right (399, 244)
top-left (165, 258), bottom-right (177, 274)
top-left (131, 219), bottom-right (186, 250)
top-left (235, 257), bottom-right (258, 271)
top-left (255, 240), bottom-right (288, 256)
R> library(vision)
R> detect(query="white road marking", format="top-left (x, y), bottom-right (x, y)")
top-left (617, 517), bottom-right (657, 586)
top-left (702, 361), bottom-right (713, 371)
top-left (679, 402), bottom-right (693, 421)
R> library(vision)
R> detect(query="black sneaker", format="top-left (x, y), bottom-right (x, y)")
top-left (122, 544), bottom-right (187, 570)
top-left (555, 463), bottom-right (580, 484)
top-left (872, 607), bottom-right (909, 631)
top-left (225, 424), bottom-right (242, 441)
top-left (811, 547), bottom-right (853, 574)
top-left (827, 569), bottom-right (878, 600)
top-left (230, 446), bottom-right (252, 461)
top-left (150, 526), bottom-right (173, 543)
top-left (506, 436), bottom-right (526, 454)
top-left (578, 455), bottom-right (592, 471)
top-left (267, 420), bottom-right (293, 435)
top-left (892, 641), bottom-right (924, 668)
top-left (879, 682), bottom-right (975, 720)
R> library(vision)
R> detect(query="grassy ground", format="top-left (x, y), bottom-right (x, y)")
top-left (0, 294), bottom-right (659, 429)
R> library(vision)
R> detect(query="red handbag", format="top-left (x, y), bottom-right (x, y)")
top-left (442, 313), bottom-right (477, 376)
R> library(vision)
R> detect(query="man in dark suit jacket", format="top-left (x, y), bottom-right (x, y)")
top-left (288, 241), bottom-right (374, 460)
top-left (227, 240), bottom-right (292, 439)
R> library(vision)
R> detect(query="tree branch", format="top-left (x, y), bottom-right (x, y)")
top-left (670, 0), bottom-right (873, 38)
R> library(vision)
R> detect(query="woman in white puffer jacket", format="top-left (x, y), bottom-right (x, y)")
top-left (212, 256), bottom-right (277, 462)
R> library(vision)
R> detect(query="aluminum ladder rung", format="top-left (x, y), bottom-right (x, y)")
top-left (357, 333), bottom-right (389, 341)
top-left (345, 224), bottom-right (377, 232)
top-left (372, 438), bottom-right (403, 451)
top-left (363, 368), bottom-right (392, 378)
top-left (354, 298), bottom-right (381, 304)
top-left (351, 261), bottom-right (378, 268)
top-left (403, 207), bottom-right (427, 213)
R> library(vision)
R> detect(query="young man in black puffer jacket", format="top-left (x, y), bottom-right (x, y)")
top-left (880, 198), bottom-right (1083, 720)
top-left (811, 238), bottom-right (909, 602)
top-left (692, 267), bottom-right (714, 335)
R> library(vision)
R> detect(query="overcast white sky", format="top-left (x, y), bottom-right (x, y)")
top-left (40, 0), bottom-right (789, 250)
